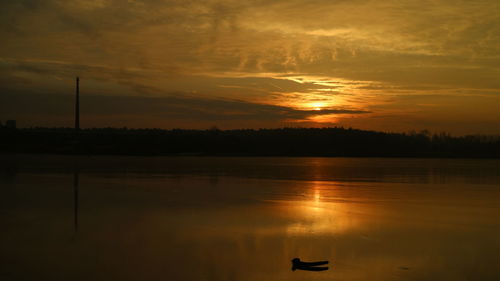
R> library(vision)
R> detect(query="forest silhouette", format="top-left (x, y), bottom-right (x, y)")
top-left (1, 126), bottom-right (500, 158)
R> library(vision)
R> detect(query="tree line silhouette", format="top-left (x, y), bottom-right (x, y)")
top-left (1, 126), bottom-right (500, 158)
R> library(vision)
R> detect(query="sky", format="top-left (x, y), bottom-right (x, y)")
top-left (1, 0), bottom-right (499, 134)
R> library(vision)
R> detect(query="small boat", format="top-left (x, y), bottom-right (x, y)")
top-left (291, 258), bottom-right (329, 271)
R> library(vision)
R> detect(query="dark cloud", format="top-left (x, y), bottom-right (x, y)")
top-left (0, 91), bottom-right (368, 128)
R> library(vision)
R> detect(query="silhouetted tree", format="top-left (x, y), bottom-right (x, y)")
top-left (1, 127), bottom-right (499, 158)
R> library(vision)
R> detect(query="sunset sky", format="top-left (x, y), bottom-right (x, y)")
top-left (1, 0), bottom-right (499, 134)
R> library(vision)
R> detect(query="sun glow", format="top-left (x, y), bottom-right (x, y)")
top-left (309, 114), bottom-right (338, 123)
top-left (311, 102), bottom-right (325, 111)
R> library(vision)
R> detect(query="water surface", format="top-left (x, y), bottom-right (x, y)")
top-left (1, 155), bottom-right (500, 281)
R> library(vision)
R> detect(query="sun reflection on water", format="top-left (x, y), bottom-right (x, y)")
top-left (282, 181), bottom-right (372, 236)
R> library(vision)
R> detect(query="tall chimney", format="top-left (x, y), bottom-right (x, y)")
top-left (75, 77), bottom-right (80, 131)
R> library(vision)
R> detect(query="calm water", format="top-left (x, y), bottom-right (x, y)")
top-left (1, 155), bottom-right (500, 281)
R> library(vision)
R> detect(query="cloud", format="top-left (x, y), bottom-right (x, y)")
top-left (0, 90), bottom-right (369, 128)
top-left (1, 0), bottom-right (499, 133)
top-left (2, 0), bottom-right (499, 83)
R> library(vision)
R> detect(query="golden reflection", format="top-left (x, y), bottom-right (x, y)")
top-left (281, 180), bottom-right (374, 236)
top-left (308, 182), bottom-right (323, 212)
top-left (314, 187), bottom-right (321, 203)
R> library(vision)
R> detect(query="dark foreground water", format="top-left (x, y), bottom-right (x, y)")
top-left (1, 155), bottom-right (500, 281)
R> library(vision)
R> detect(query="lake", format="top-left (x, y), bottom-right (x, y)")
top-left (1, 155), bottom-right (500, 281)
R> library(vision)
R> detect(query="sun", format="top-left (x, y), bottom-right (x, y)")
top-left (311, 102), bottom-right (325, 111)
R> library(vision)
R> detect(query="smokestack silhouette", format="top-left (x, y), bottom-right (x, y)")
top-left (75, 77), bottom-right (80, 131)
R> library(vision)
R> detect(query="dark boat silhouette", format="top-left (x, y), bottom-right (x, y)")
top-left (291, 258), bottom-right (329, 271)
